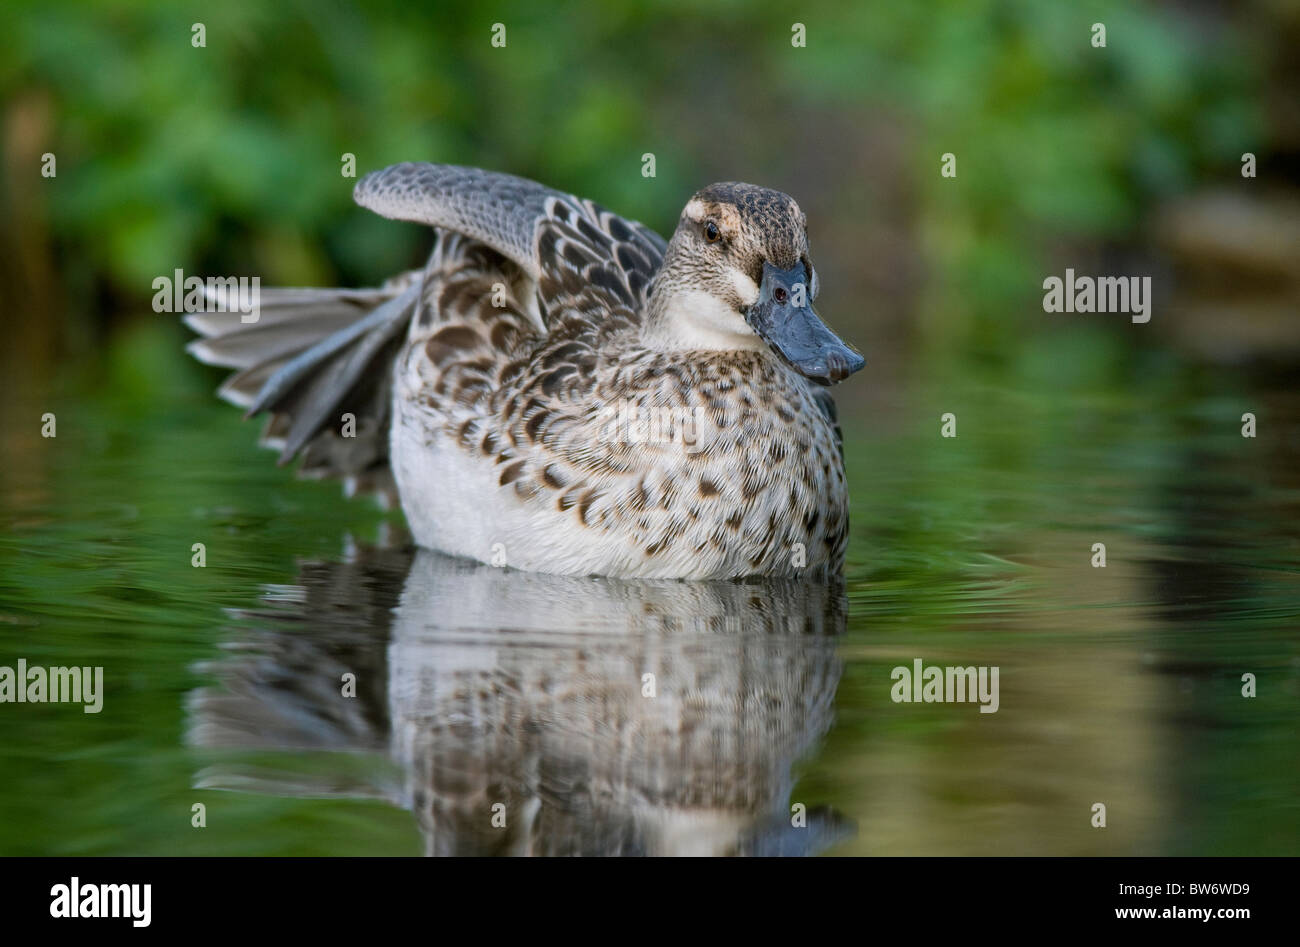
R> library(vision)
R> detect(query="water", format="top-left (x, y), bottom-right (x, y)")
top-left (2, 320), bottom-right (1297, 855)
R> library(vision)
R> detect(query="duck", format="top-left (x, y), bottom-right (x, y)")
top-left (186, 163), bottom-right (865, 579)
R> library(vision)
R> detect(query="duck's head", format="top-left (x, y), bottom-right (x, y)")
top-left (646, 182), bottom-right (864, 385)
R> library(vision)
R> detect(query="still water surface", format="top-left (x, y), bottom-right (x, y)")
top-left (2, 322), bottom-right (1297, 854)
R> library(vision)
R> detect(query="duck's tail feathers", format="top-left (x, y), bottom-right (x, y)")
top-left (186, 274), bottom-right (423, 506)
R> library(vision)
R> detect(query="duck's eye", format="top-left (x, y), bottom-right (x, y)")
top-left (703, 221), bottom-right (721, 243)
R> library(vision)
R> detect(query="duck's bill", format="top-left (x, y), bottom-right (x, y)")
top-left (745, 262), bottom-right (865, 385)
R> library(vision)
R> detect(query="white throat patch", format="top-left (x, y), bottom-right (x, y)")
top-left (654, 288), bottom-right (765, 352)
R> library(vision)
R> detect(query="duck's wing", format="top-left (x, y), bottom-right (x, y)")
top-left (353, 162), bottom-right (667, 322)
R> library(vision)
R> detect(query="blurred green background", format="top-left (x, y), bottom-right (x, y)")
top-left (1, 1), bottom-right (1298, 855)
top-left (5, 0), bottom-right (1297, 370)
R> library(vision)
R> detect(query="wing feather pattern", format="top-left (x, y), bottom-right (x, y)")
top-left (353, 162), bottom-right (666, 321)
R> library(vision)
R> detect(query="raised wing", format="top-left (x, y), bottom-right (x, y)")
top-left (353, 162), bottom-right (666, 318)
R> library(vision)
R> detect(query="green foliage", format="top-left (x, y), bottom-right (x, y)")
top-left (5, 0), bottom-right (1262, 324)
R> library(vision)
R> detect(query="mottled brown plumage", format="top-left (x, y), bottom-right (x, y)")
top-left (187, 163), bottom-right (863, 578)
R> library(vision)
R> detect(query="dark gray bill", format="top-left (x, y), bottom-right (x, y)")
top-left (744, 261), bottom-right (865, 385)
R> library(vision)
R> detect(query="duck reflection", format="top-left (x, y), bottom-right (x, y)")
top-left (187, 542), bottom-right (851, 855)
